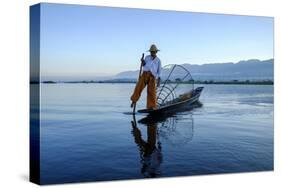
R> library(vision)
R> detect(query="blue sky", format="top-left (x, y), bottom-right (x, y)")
top-left (39, 3), bottom-right (274, 80)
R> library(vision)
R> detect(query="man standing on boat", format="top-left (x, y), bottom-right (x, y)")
top-left (130, 44), bottom-right (162, 110)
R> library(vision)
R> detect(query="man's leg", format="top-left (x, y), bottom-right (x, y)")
top-left (130, 73), bottom-right (147, 105)
top-left (147, 75), bottom-right (157, 109)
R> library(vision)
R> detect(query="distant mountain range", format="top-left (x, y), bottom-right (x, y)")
top-left (114, 59), bottom-right (273, 81)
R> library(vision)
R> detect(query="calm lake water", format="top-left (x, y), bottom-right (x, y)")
top-left (38, 83), bottom-right (273, 184)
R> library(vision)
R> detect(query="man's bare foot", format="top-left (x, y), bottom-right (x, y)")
top-left (147, 107), bottom-right (155, 111)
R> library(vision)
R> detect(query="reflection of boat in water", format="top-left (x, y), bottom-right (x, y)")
top-left (138, 111), bottom-right (195, 146)
top-left (130, 112), bottom-right (194, 177)
top-left (138, 64), bottom-right (204, 115)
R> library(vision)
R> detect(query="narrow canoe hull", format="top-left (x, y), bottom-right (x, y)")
top-left (138, 87), bottom-right (204, 115)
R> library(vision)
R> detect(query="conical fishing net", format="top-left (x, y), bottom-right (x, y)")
top-left (157, 64), bottom-right (194, 107)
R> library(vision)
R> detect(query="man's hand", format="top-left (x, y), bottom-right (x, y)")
top-left (157, 78), bottom-right (161, 87)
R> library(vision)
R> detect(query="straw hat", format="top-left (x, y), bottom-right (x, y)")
top-left (148, 44), bottom-right (160, 52)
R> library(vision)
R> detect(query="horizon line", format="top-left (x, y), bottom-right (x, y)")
top-left (40, 57), bottom-right (274, 82)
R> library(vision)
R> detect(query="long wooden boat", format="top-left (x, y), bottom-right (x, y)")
top-left (138, 86), bottom-right (204, 115)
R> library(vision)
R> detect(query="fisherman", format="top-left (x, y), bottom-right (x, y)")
top-left (130, 44), bottom-right (162, 110)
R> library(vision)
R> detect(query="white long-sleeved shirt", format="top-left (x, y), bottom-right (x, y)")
top-left (142, 55), bottom-right (161, 79)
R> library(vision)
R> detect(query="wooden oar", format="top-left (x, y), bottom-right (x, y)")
top-left (132, 53), bottom-right (145, 114)
top-left (138, 53), bottom-right (145, 80)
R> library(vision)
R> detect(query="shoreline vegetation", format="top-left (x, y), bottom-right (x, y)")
top-left (30, 79), bottom-right (274, 85)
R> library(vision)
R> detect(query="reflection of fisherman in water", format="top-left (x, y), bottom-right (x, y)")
top-left (131, 116), bottom-right (163, 178)
top-left (131, 111), bottom-right (195, 177)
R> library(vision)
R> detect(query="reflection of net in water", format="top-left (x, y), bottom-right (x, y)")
top-left (157, 64), bottom-right (194, 107)
top-left (157, 113), bottom-right (194, 146)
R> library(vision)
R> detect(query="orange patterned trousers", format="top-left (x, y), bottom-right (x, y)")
top-left (130, 71), bottom-right (157, 109)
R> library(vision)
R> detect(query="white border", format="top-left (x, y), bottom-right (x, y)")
top-left (0, 0), bottom-right (280, 187)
